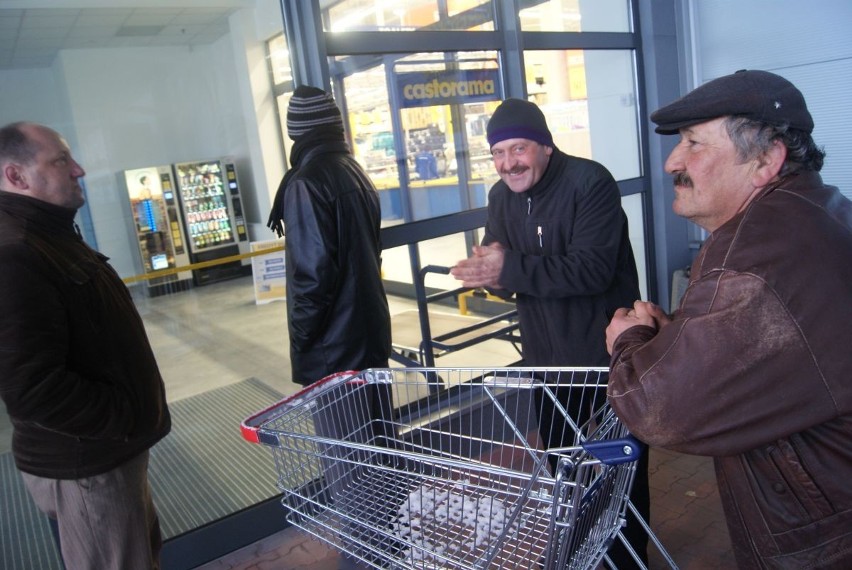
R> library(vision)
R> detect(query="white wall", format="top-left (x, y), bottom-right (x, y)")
top-left (0, 1), bottom-right (286, 279)
top-left (690, 0), bottom-right (852, 199)
top-left (53, 39), bottom-right (249, 277)
top-left (0, 68), bottom-right (66, 127)
top-left (228, 1), bottom-right (287, 242)
top-left (0, 66), bottom-right (102, 242)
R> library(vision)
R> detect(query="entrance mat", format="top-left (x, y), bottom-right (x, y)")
top-left (0, 377), bottom-right (284, 570)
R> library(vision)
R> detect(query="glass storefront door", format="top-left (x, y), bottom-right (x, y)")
top-left (335, 52), bottom-right (501, 224)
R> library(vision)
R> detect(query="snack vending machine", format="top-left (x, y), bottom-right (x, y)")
top-left (173, 159), bottom-right (251, 286)
top-left (122, 166), bottom-right (193, 296)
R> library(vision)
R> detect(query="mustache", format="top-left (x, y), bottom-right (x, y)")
top-left (673, 172), bottom-right (693, 187)
top-left (501, 165), bottom-right (528, 176)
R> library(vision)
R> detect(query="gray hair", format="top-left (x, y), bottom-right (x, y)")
top-left (724, 116), bottom-right (825, 175)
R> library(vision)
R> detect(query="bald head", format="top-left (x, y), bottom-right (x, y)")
top-left (0, 121), bottom-right (87, 209)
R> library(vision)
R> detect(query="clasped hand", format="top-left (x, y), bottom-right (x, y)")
top-left (606, 300), bottom-right (670, 354)
top-left (450, 242), bottom-right (505, 289)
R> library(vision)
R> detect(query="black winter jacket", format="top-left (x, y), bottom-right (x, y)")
top-left (279, 133), bottom-right (391, 385)
top-left (0, 191), bottom-right (171, 479)
top-left (484, 149), bottom-right (640, 366)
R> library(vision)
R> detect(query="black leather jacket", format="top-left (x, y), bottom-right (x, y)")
top-left (279, 136), bottom-right (391, 385)
top-left (0, 191), bottom-right (171, 478)
top-left (609, 172), bottom-right (852, 568)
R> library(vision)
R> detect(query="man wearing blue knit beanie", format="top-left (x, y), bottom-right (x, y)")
top-left (451, 97), bottom-right (650, 568)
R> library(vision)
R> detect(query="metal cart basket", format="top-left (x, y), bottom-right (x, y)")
top-left (241, 367), bottom-right (641, 570)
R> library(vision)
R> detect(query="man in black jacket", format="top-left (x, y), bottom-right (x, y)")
top-left (451, 98), bottom-right (649, 567)
top-left (0, 121), bottom-right (171, 569)
top-left (267, 86), bottom-right (397, 564)
top-left (267, 85), bottom-right (391, 387)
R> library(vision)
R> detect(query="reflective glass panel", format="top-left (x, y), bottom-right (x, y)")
top-left (622, 192), bottom-right (648, 301)
top-left (268, 33), bottom-right (292, 85)
top-left (519, 0), bottom-right (631, 32)
top-left (523, 49), bottom-right (641, 180)
top-left (325, 0), bottom-right (494, 32)
top-left (333, 51), bottom-right (502, 224)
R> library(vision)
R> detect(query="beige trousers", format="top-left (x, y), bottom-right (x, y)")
top-left (22, 450), bottom-right (162, 570)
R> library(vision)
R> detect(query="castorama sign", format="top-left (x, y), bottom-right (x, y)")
top-left (396, 69), bottom-right (501, 108)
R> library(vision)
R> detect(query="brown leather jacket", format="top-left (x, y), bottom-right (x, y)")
top-left (608, 171), bottom-right (852, 568)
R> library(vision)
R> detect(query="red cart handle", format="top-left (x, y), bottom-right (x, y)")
top-left (239, 370), bottom-right (361, 444)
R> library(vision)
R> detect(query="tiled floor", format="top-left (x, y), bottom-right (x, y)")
top-left (646, 449), bottom-right (734, 569)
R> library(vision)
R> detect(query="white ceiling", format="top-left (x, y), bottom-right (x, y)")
top-left (0, 2), bottom-right (256, 70)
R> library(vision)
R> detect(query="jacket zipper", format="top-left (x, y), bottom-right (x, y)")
top-left (527, 196), bottom-right (542, 249)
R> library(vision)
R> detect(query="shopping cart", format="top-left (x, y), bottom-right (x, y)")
top-left (242, 367), bottom-right (642, 569)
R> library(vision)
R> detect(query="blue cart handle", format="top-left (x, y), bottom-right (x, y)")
top-left (582, 435), bottom-right (642, 465)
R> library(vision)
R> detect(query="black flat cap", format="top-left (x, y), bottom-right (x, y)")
top-left (651, 69), bottom-right (814, 135)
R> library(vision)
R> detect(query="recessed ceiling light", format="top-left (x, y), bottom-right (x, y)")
top-left (115, 25), bottom-right (165, 38)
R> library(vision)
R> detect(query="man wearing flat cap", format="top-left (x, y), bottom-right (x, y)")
top-left (451, 97), bottom-right (649, 567)
top-left (606, 70), bottom-right (852, 568)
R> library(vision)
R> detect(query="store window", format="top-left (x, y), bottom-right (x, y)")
top-left (335, 51), bottom-right (501, 225)
top-left (519, 0), bottom-right (631, 32)
top-left (324, 0), bottom-right (494, 32)
top-left (267, 34), bottom-right (295, 164)
top-left (523, 49), bottom-right (641, 180)
top-left (275, 0), bottom-right (649, 294)
top-left (268, 33), bottom-right (292, 85)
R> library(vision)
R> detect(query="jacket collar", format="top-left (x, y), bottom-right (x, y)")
top-left (745, 170), bottom-right (824, 210)
top-left (0, 190), bottom-right (79, 235)
top-left (521, 146), bottom-right (567, 199)
top-left (711, 170), bottom-right (825, 239)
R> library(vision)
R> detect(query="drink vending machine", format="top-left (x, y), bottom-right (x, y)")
top-left (122, 166), bottom-right (193, 296)
top-left (173, 159), bottom-right (251, 286)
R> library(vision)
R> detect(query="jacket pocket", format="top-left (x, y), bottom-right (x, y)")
top-left (745, 439), bottom-right (833, 531)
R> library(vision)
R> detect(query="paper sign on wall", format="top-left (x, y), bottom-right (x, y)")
top-left (250, 239), bottom-right (286, 305)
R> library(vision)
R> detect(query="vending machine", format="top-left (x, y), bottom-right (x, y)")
top-left (122, 166), bottom-right (193, 296)
top-left (173, 159), bottom-right (251, 286)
